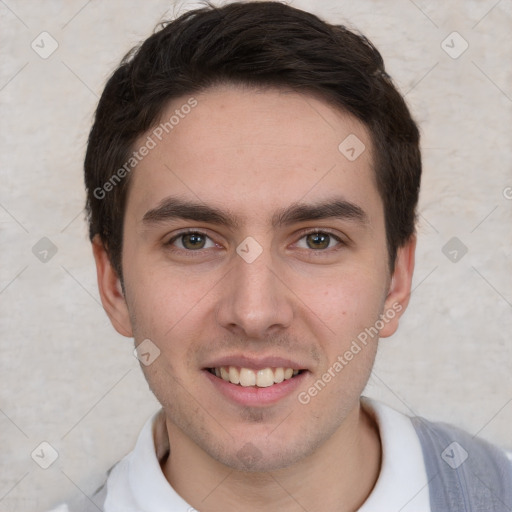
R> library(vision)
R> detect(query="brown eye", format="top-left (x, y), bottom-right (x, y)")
top-left (305, 232), bottom-right (331, 250)
top-left (167, 231), bottom-right (215, 251)
top-left (181, 233), bottom-right (206, 250)
top-left (294, 230), bottom-right (345, 252)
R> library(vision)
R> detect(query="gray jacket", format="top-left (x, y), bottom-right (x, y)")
top-left (411, 416), bottom-right (512, 511)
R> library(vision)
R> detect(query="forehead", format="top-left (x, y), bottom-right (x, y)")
top-left (125, 84), bottom-right (382, 227)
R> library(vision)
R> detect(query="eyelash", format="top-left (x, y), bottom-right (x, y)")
top-left (164, 228), bottom-right (345, 255)
top-left (165, 229), bottom-right (218, 255)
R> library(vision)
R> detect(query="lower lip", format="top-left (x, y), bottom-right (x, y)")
top-left (203, 369), bottom-right (308, 406)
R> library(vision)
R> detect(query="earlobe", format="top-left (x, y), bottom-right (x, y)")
top-left (92, 235), bottom-right (133, 338)
top-left (379, 236), bottom-right (416, 338)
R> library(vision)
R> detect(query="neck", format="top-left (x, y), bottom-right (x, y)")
top-left (162, 400), bottom-right (381, 512)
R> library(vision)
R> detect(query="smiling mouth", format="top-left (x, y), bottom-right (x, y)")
top-left (207, 366), bottom-right (306, 387)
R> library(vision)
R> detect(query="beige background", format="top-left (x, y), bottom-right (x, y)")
top-left (1, 1), bottom-right (511, 510)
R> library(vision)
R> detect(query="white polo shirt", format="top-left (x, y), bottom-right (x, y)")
top-left (49, 397), bottom-right (439, 511)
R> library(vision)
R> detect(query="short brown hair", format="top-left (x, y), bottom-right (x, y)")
top-left (84, 1), bottom-right (421, 279)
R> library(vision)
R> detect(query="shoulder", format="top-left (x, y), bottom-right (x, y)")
top-left (46, 506), bottom-right (70, 512)
top-left (45, 467), bottom-right (110, 512)
top-left (411, 416), bottom-right (512, 510)
top-left (45, 410), bottom-right (162, 512)
top-left (411, 415), bottom-right (511, 465)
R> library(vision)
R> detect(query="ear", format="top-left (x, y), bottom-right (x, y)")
top-left (92, 235), bottom-right (133, 338)
top-left (379, 236), bottom-right (416, 338)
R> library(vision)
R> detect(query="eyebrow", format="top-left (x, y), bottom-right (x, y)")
top-left (142, 196), bottom-right (368, 229)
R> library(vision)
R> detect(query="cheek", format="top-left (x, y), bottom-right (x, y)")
top-left (124, 256), bottom-right (213, 338)
top-left (299, 267), bottom-right (388, 338)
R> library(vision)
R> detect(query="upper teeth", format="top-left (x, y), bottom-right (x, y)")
top-left (213, 366), bottom-right (300, 387)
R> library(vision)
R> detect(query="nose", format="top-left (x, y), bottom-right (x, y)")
top-left (215, 244), bottom-right (294, 340)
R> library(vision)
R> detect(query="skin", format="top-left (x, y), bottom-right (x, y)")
top-left (93, 84), bottom-right (415, 512)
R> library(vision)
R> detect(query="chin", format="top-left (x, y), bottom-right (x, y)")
top-left (207, 430), bottom-right (323, 473)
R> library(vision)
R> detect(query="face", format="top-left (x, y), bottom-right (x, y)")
top-left (94, 84), bottom-right (414, 472)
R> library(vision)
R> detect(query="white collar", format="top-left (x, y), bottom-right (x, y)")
top-left (104, 397), bottom-right (431, 511)
top-left (358, 397), bottom-right (431, 511)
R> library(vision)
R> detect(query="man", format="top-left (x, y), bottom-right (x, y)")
top-left (52, 2), bottom-right (511, 511)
